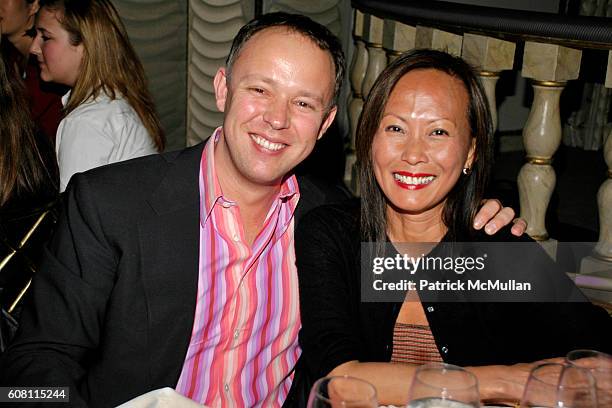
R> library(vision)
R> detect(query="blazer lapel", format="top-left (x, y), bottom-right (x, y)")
top-left (138, 144), bottom-right (203, 388)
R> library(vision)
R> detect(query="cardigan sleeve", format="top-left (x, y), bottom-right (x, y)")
top-left (295, 202), bottom-right (364, 380)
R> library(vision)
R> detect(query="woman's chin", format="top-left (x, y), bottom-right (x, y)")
top-left (385, 199), bottom-right (446, 218)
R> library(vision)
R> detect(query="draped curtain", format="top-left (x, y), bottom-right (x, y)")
top-left (114, 0), bottom-right (188, 151)
top-left (114, 0), bottom-right (351, 148)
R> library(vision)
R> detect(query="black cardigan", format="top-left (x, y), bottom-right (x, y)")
top-left (286, 200), bottom-right (612, 406)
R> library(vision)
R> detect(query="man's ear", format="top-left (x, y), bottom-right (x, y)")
top-left (317, 105), bottom-right (338, 140)
top-left (213, 67), bottom-right (228, 113)
top-left (28, 0), bottom-right (40, 17)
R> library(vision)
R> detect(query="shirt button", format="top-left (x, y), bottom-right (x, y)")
top-left (222, 202), bottom-right (231, 208)
top-left (224, 384), bottom-right (229, 392)
top-left (234, 330), bottom-right (239, 339)
top-left (427, 306), bottom-right (435, 312)
top-left (441, 346), bottom-right (449, 354)
top-left (233, 235), bottom-right (240, 242)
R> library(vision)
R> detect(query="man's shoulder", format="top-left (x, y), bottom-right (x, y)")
top-left (296, 198), bottom-right (360, 240)
top-left (70, 143), bottom-right (204, 189)
top-left (294, 174), bottom-right (352, 224)
top-left (64, 143), bottom-right (205, 213)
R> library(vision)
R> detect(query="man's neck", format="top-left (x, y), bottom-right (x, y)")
top-left (222, 178), bottom-right (280, 247)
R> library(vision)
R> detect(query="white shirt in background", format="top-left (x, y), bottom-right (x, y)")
top-left (56, 91), bottom-right (158, 192)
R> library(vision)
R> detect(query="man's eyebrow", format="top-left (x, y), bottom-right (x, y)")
top-left (37, 27), bottom-right (50, 34)
top-left (239, 75), bottom-right (326, 104)
top-left (297, 91), bottom-right (325, 104)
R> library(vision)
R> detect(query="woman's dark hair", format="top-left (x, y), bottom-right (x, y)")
top-left (356, 49), bottom-right (494, 243)
top-left (0, 53), bottom-right (57, 206)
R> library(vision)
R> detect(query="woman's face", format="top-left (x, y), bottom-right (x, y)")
top-left (371, 68), bottom-right (475, 218)
top-left (29, 7), bottom-right (83, 87)
top-left (0, 0), bottom-right (37, 38)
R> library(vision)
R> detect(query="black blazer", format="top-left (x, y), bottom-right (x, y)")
top-left (0, 143), bottom-right (350, 407)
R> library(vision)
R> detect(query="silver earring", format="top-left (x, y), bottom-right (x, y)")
top-left (462, 167), bottom-right (471, 175)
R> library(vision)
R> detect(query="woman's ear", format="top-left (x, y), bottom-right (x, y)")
top-left (464, 137), bottom-right (476, 170)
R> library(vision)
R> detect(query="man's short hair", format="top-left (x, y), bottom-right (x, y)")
top-left (225, 12), bottom-right (345, 106)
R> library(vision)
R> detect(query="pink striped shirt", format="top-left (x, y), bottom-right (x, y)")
top-left (175, 128), bottom-right (301, 407)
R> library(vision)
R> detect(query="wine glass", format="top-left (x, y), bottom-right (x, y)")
top-left (567, 349), bottom-right (612, 407)
top-left (307, 375), bottom-right (378, 408)
top-left (406, 363), bottom-right (480, 407)
top-left (520, 362), bottom-right (597, 408)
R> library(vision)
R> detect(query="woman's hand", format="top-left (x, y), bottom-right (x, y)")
top-left (473, 199), bottom-right (527, 236)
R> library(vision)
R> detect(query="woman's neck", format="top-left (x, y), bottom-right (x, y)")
top-left (385, 204), bottom-right (447, 243)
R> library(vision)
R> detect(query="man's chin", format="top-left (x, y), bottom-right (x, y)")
top-left (244, 170), bottom-right (290, 189)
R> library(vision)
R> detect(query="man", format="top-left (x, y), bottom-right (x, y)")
top-left (1, 12), bottom-right (519, 407)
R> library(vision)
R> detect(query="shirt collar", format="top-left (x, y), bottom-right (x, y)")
top-left (61, 90), bottom-right (71, 107)
top-left (199, 127), bottom-right (300, 226)
top-left (200, 127), bottom-right (224, 225)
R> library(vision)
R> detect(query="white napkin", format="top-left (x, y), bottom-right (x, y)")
top-left (115, 388), bottom-right (205, 408)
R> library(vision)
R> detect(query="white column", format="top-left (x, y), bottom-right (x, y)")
top-left (519, 42), bottom-right (582, 249)
top-left (461, 33), bottom-right (516, 131)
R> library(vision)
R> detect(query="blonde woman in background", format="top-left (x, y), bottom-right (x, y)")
top-left (30, 0), bottom-right (164, 191)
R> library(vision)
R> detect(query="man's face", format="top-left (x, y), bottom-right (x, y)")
top-left (213, 27), bottom-right (337, 192)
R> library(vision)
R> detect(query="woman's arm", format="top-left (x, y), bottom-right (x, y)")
top-left (329, 360), bottom-right (535, 406)
top-left (329, 360), bottom-right (417, 406)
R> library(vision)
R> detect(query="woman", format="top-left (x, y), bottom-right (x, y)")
top-left (0, 50), bottom-right (59, 348)
top-left (0, 0), bottom-right (63, 142)
top-left (30, 0), bottom-right (165, 191)
top-left (294, 50), bottom-right (611, 406)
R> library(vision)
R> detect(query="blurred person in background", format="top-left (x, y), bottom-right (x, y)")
top-left (0, 47), bottom-right (58, 350)
top-left (0, 0), bottom-right (64, 142)
top-left (30, 0), bottom-right (165, 192)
